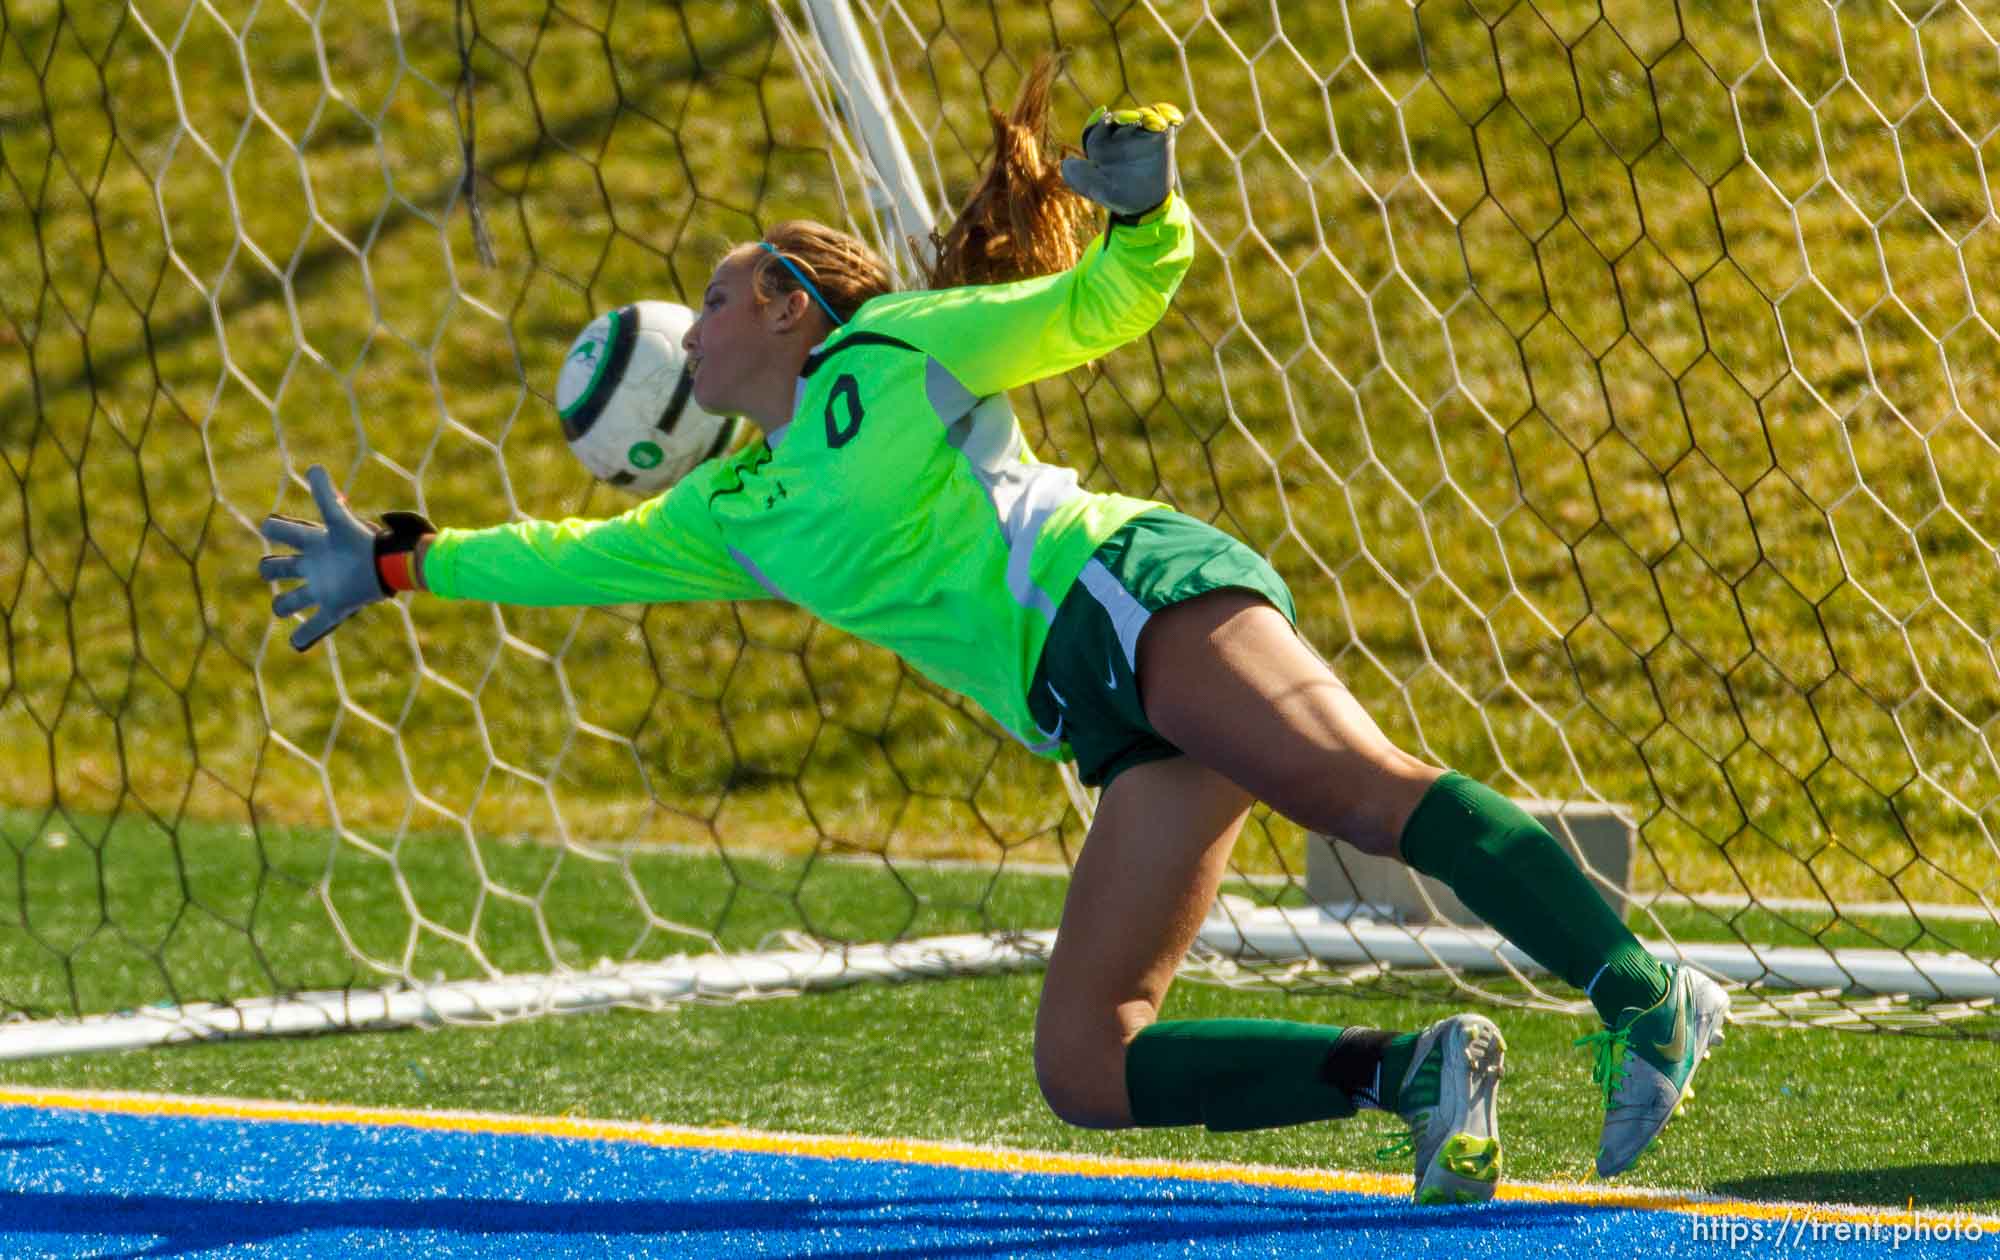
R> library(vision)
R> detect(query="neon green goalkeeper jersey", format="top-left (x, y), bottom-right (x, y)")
top-left (422, 196), bottom-right (1194, 759)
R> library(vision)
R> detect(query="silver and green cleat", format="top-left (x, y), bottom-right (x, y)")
top-left (1378, 1012), bottom-right (1507, 1205)
top-left (1576, 962), bottom-right (1731, 1178)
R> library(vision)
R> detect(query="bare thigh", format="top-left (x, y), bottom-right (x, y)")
top-left (1136, 588), bottom-right (1443, 859)
top-left (1032, 754), bottom-right (1252, 1129)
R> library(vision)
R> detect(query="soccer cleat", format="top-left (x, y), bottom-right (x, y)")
top-left (1575, 962), bottom-right (1730, 1178)
top-left (1376, 1013), bottom-right (1506, 1205)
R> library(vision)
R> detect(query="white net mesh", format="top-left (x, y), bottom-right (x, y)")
top-left (0, 0), bottom-right (1995, 1047)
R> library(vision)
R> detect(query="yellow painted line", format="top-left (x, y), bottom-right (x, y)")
top-left (2, 1084), bottom-right (1994, 1234)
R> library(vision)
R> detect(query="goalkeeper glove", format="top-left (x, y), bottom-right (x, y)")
top-left (258, 464), bottom-right (433, 652)
top-left (1060, 102), bottom-right (1184, 223)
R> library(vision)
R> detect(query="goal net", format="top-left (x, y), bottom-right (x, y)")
top-left (1, 0), bottom-right (1995, 1054)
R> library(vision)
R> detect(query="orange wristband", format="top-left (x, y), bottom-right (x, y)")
top-left (376, 548), bottom-right (417, 594)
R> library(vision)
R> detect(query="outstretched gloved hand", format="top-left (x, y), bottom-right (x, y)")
top-left (258, 464), bottom-right (433, 651)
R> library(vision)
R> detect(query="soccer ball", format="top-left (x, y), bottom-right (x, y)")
top-left (555, 301), bottom-right (743, 495)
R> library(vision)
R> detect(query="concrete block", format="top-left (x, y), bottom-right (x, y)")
top-left (1304, 799), bottom-right (1634, 925)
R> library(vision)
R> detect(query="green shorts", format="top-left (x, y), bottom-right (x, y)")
top-left (1027, 508), bottom-right (1297, 789)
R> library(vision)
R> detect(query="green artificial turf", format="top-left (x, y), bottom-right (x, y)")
top-left (3, 968), bottom-right (1994, 1214)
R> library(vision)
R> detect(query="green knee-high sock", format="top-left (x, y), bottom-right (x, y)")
top-left (1399, 771), bottom-right (1669, 1026)
top-left (1123, 1020), bottom-right (1418, 1131)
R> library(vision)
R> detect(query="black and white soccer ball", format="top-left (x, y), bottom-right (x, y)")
top-left (556, 301), bottom-right (743, 495)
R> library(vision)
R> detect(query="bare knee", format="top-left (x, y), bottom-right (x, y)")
top-left (1032, 1030), bottom-right (1132, 1129)
top-left (1032, 1003), bottom-right (1150, 1130)
top-left (1034, 1057), bottom-right (1125, 1129)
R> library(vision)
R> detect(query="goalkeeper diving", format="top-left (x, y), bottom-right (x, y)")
top-left (258, 57), bottom-right (1726, 1203)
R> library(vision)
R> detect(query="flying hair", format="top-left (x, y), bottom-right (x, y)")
top-left (740, 52), bottom-right (1093, 324)
top-left (921, 52), bottom-right (1094, 289)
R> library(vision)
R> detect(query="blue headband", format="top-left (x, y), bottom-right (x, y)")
top-left (758, 242), bottom-right (845, 326)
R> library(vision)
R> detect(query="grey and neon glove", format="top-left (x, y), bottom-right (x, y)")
top-left (1060, 102), bottom-right (1184, 222)
top-left (258, 464), bottom-right (433, 652)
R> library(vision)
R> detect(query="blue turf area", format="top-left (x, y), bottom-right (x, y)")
top-left (2, 1100), bottom-right (1992, 1259)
